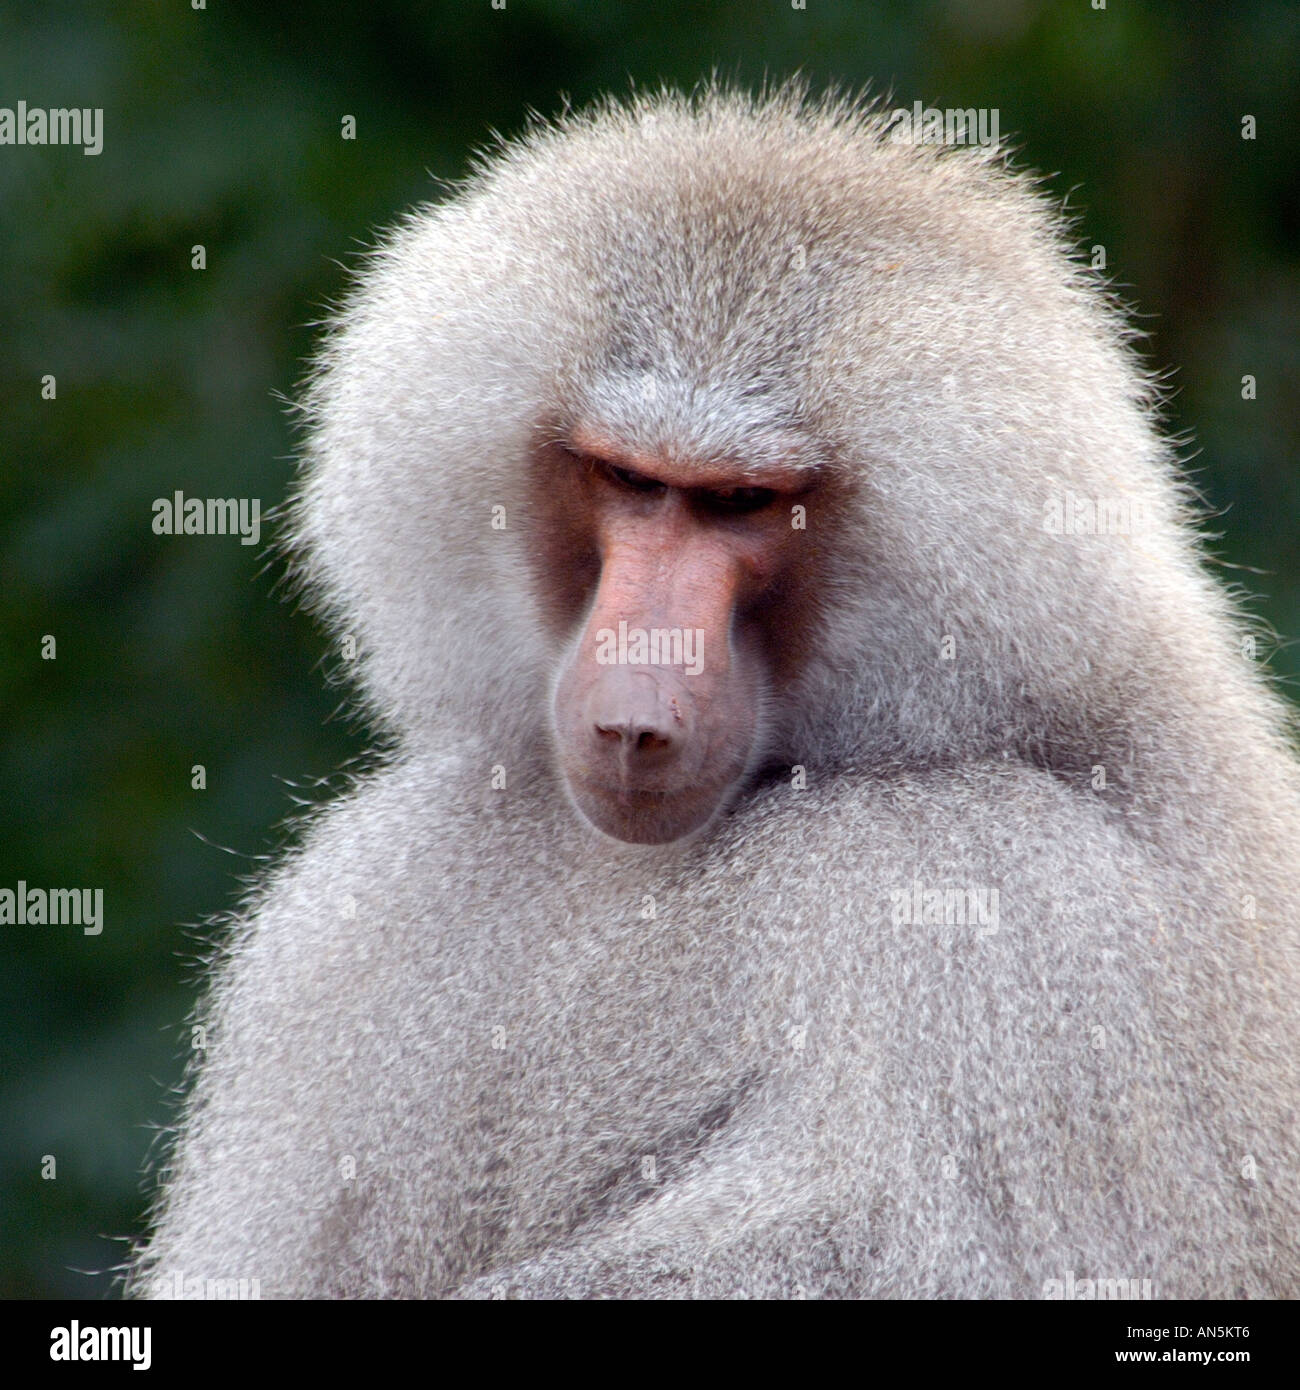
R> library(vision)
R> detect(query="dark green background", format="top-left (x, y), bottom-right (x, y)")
top-left (1, 1), bottom-right (1296, 1298)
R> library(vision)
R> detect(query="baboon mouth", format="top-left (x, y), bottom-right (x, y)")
top-left (589, 781), bottom-right (673, 808)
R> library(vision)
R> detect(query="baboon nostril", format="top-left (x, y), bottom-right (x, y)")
top-left (594, 718), bottom-right (676, 755)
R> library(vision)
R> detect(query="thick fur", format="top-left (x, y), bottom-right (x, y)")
top-left (129, 85), bottom-right (1300, 1299)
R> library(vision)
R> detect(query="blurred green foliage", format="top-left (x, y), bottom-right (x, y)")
top-left (0, 1), bottom-right (1296, 1297)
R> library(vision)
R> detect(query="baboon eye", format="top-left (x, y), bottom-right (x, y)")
top-left (698, 486), bottom-right (777, 515)
top-left (602, 461), bottom-right (667, 496)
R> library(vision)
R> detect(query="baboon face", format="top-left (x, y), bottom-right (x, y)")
top-left (531, 428), bottom-right (822, 844)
